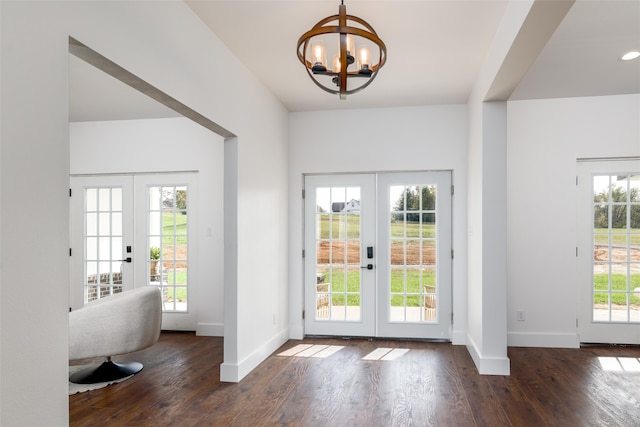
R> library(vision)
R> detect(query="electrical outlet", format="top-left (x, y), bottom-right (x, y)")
top-left (517, 310), bottom-right (525, 321)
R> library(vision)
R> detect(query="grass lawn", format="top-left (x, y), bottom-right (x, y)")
top-left (593, 228), bottom-right (640, 245)
top-left (594, 273), bottom-right (640, 305)
top-left (319, 268), bottom-right (436, 307)
top-left (162, 286), bottom-right (187, 302)
top-left (160, 212), bottom-right (187, 246)
top-left (317, 214), bottom-right (435, 239)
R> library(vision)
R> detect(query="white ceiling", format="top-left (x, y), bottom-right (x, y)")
top-left (69, 0), bottom-right (640, 122)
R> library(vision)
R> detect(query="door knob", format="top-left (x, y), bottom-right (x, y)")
top-left (361, 264), bottom-right (374, 270)
top-left (120, 257), bottom-right (132, 263)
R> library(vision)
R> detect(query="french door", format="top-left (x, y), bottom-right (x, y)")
top-left (577, 159), bottom-right (640, 343)
top-left (304, 172), bottom-right (452, 339)
top-left (70, 173), bottom-right (197, 331)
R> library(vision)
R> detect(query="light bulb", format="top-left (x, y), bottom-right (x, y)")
top-left (310, 41), bottom-right (327, 72)
top-left (333, 54), bottom-right (341, 73)
top-left (346, 34), bottom-right (355, 56)
top-left (358, 46), bottom-right (371, 72)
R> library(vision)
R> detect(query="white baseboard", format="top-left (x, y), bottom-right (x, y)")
top-left (196, 322), bottom-right (224, 337)
top-left (507, 331), bottom-right (579, 348)
top-left (466, 334), bottom-right (510, 375)
top-left (220, 328), bottom-right (289, 383)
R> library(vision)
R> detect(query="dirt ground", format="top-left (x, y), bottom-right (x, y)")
top-left (593, 245), bottom-right (640, 273)
top-left (316, 241), bottom-right (436, 265)
top-left (161, 245), bottom-right (188, 269)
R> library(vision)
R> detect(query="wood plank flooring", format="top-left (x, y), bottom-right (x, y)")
top-left (70, 333), bottom-right (640, 426)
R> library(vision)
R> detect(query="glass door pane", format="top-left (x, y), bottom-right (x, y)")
top-left (304, 174), bottom-right (375, 337)
top-left (70, 175), bottom-right (134, 311)
top-left (591, 174), bottom-right (640, 322)
top-left (148, 185), bottom-right (189, 312)
top-left (388, 184), bottom-right (438, 322)
top-left (315, 186), bottom-right (362, 321)
top-left (84, 186), bottom-right (125, 302)
top-left (377, 172), bottom-right (452, 340)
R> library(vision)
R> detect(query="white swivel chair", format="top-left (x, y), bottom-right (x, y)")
top-left (69, 286), bottom-right (162, 384)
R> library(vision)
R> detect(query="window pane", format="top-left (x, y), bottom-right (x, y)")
top-left (98, 188), bottom-right (110, 210)
top-left (86, 213), bottom-right (97, 236)
top-left (86, 189), bottom-right (97, 211)
top-left (391, 213), bottom-right (405, 238)
top-left (112, 212), bottom-right (122, 236)
top-left (422, 241), bottom-right (436, 266)
top-left (111, 188), bottom-right (122, 211)
top-left (421, 185), bottom-right (436, 210)
top-left (98, 213), bottom-right (110, 236)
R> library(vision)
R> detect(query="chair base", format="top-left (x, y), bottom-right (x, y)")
top-left (69, 359), bottom-right (143, 384)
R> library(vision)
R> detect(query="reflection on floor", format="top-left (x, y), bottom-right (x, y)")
top-left (362, 348), bottom-right (410, 361)
top-left (277, 344), bottom-right (344, 358)
top-left (598, 356), bottom-right (640, 372)
top-left (278, 344), bottom-right (411, 361)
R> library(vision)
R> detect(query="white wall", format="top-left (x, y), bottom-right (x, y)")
top-left (288, 105), bottom-right (468, 342)
top-left (1, 1), bottom-right (288, 424)
top-left (70, 117), bottom-right (225, 336)
top-left (464, 0), bottom-right (538, 376)
top-left (506, 94), bottom-right (640, 347)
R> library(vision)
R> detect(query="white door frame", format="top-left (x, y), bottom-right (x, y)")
top-left (577, 158), bottom-right (640, 344)
top-left (69, 175), bottom-right (135, 311)
top-left (377, 171), bottom-right (452, 339)
top-left (70, 172), bottom-right (198, 331)
top-left (303, 171), bottom-right (453, 340)
top-left (304, 174), bottom-right (376, 336)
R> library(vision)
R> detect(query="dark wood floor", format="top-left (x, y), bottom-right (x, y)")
top-left (70, 332), bottom-right (640, 426)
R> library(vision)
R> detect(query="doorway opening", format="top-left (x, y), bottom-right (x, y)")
top-left (68, 37), bottom-right (237, 336)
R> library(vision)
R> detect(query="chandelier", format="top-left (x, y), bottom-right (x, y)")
top-left (297, 1), bottom-right (387, 99)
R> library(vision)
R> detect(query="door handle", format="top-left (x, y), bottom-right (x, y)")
top-left (120, 257), bottom-right (132, 263)
top-left (361, 264), bottom-right (374, 270)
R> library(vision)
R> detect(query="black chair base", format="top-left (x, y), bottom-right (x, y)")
top-left (69, 359), bottom-right (143, 384)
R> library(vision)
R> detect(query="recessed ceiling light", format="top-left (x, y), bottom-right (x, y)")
top-left (620, 50), bottom-right (640, 61)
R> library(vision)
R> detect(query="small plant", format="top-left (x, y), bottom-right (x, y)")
top-left (150, 246), bottom-right (161, 260)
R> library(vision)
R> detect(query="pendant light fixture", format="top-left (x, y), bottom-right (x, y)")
top-left (297, 1), bottom-right (387, 99)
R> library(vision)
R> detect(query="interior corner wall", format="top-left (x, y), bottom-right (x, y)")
top-left (506, 94), bottom-right (640, 348)
top-left (288, 105), bottom-right (469, 344)
top-left (70, 117), bottom-right (225, 336)
top-left (465, 101), bottom-right (510, 375)
top-left (1, 1), bottom-right (288, 423)
top-left (463, 0), bottom-right (543, 377)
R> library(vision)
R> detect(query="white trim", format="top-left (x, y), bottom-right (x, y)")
top-left (289, 325), bottom-right (304, 340)
top-left (196, 322), bottom-right (224, 337)
top-left (507, 332), bottom-right (579, 348)
top-left (451, 330), bottom-right (467, 345)
top-left (466, 334), bottom-right (510, 375)
top-left (220, 328), bottom-right (289, 383)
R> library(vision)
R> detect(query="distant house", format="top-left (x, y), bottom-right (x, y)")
top-left (343, 199), bottom-right (360, 214)
top-left (332, 199), bottom-right (360, 214)
top-left (331, 202), bottom-right (345, 213)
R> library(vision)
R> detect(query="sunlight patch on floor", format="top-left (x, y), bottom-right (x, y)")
top-left (598, 356), bottom-right (640, 372)
top-left (277, 344), bottom-right (344, 358)
top-left (363, 348), bottom-right (410, 361)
